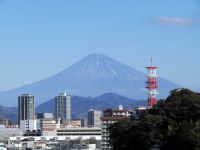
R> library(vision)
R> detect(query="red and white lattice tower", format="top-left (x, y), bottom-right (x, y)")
top-left (146, 58), bottom-right (159, 107)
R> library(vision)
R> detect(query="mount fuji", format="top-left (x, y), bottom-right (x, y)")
top-left (0, 54), bottom-right (181, 106)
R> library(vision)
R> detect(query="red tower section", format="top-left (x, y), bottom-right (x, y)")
top-left (146, 58), bottom-right (158, 107)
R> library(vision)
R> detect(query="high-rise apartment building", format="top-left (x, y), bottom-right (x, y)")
top-left (55, 92), bottom-right (71, 124)
top-left (18, 94), bottom-right (35, 123)
top-left (100, 107), bottom-right (132, 150)
top-left (18, 94), bottom-right (36, 131)
top-left (88, 109), bottom-right (101, 127)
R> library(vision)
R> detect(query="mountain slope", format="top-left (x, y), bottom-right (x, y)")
top-left (36, 93), bottom-right (146, 119)
top-left (1, 93), bottom-right (145, 122)
top-left (0, 54), bottom-right (181, 106)
top-left (0, 105), bottom-right (18, 124)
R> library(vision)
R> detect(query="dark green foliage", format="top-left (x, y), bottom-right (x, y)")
top-left (163, 120), bottom-right (200, 150)
top-left (109, 118), bottom-right (151, 150)
top-left (161, 89), bottom-right (200, 150)
top-left (165, 88), bottom-right (200, 122)
top-left (109, 88), bottom-right (200, 150)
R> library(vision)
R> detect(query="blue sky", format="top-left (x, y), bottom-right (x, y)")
top-left (0, 0), bottom-right (200, 92)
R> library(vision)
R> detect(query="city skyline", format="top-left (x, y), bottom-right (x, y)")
top-left (0, 0), bottom-right (200, 92)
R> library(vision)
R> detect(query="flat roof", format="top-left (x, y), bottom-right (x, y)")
top-left (100, 116), bottom-right (130, 120)
top-left (102, 110), bottom-right (132, 112)
top-left (0, 128), bottom-right (23, 137)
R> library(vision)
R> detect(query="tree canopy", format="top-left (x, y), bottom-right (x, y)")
top-left (108, 88), bottom-right (200, 150)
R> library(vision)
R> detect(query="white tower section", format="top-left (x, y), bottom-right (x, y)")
top-left (146, 58), bottom-right (159, 107)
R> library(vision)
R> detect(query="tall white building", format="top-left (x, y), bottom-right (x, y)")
top-left (55, 92), bottom-right (71, 124)
top-left (88, 109), bottom-right (101, 127)
top-left (18, 94), bottom-right (36, 131)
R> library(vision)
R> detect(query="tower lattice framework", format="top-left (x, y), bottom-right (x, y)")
top-left (146, 58), bottom-right (158, 107)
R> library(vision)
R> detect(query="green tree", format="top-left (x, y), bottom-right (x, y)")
top-left (109, 118), bottom-right (152, 150)
top-left (108, 118), bottom-right (135, 150)
top-left (109, 88), bottom-right (200, 150)
top-left (165, 88), bottom-right (200, 122)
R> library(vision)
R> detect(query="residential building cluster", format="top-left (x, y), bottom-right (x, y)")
top-left (0, 91), bottom-right (147, 150)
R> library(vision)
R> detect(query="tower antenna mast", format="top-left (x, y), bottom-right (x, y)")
top-left (145, 58), bottom-right (159, 107)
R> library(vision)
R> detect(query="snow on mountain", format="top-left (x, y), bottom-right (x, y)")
top-left (0, 53), bottom-right (181, 106)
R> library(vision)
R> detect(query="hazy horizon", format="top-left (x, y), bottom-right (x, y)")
top-left (0, 0), bottom-right (199, 92)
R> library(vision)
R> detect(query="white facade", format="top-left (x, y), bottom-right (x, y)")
top-left (40, 119), bottom-right (59, 136)
top-left (42, 130), bottom-right (57, 137)
top-left (57, 127), bottom-right (101, 137)
top-left (0, 125), bottom-right (5, 128)
top-left (8, 136), bottom-right (101, 150)
top-left (101, 109), bottom-right (132, 150)
top-left (40, 118), bottom-right (101, 139)
top-left (43, 113), bottom-right (53, 119)
top-left (72, 144), bottom-right (96, 150)
top-left (20, 120), bottom-right (37, 131)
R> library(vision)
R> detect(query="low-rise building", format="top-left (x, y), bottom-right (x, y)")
top-left (40, 119), bottom-right (60, 136)
top-left (133, 106), bottom-right (148, 120)
top-left (7, 125), bottom-right (19, 128)
top-left (71, 144), bottom-right (96, 150)
top-left (36, 113), bottom-right (54, 129)
top-left (36, 113), bottom-right (54, 119)
top-left (57, 127), bottom-right (101, 137)
top-left (70, 119), bottom-right (88, 128)
top-left (40, 118), bottom-right (100, 139)
top-left (0, 119), bottom-right (10, 128)
top-left (71, 119), bottom-right (82, 128)
top-left (8, 136), bottom-right (101, 149)
top-left (100, 108), bottom-right (132, 150)
top-left (20, 120), bottom-right (37, 131)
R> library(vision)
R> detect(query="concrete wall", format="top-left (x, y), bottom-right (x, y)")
top-left (20, 120), bottom-right (37, 131)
